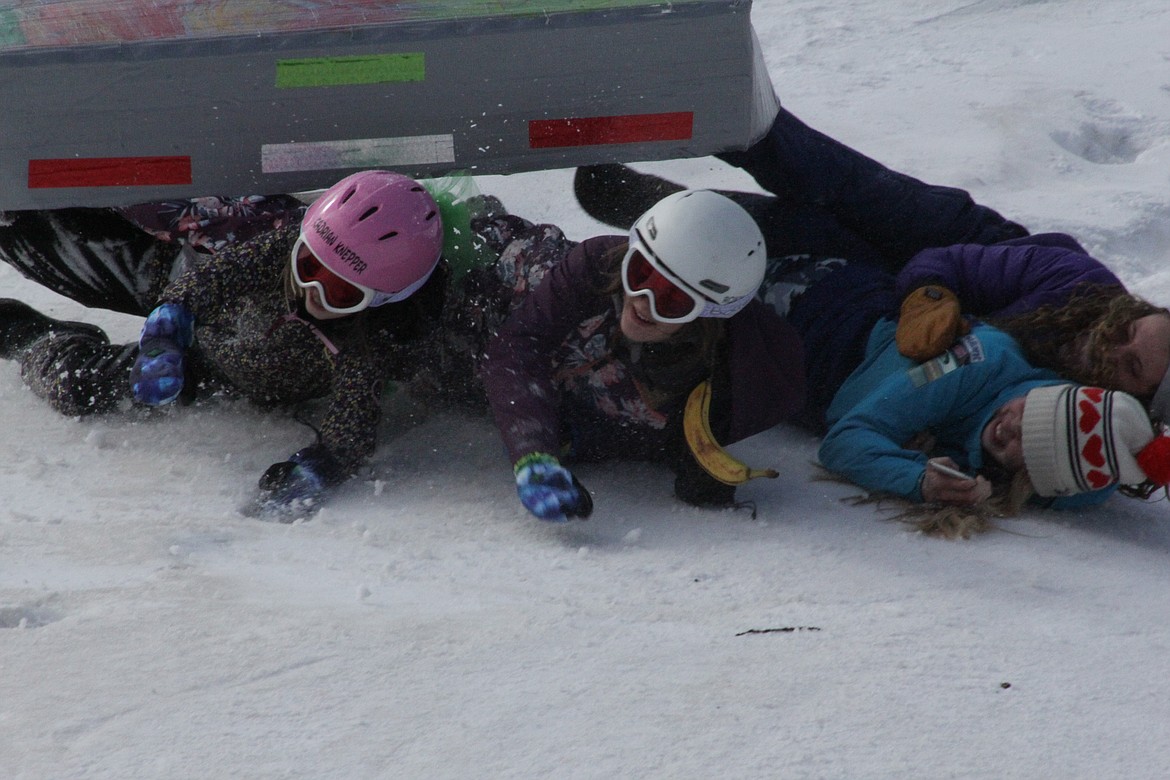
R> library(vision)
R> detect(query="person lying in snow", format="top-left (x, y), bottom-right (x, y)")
top-left (0, 171), bottom-right (466, 518)
top-left (477, 189), bottom-right (805, 521)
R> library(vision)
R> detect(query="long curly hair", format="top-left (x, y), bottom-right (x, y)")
top-left (990, 284), bottom-right (1167, 391)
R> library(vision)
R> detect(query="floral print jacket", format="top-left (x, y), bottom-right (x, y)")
top-left (479, 222), bottom-right (806, 468)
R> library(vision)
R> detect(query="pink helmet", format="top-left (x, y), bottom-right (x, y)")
top-left (300, 171), bottom-right (443, 300)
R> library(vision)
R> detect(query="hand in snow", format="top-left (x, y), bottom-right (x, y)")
top-left (248, 449), bottom-right (339, 522)
top-left (514, 453), bottom-right (593, 522)
top-left (130, 303), bottom-right (195, 406)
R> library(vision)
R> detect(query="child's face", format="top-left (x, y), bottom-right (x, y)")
top-left (982, 396), bottom-right (1027, 471)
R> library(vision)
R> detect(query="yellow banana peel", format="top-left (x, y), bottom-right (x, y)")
top-left (683, 380), bottom-right (779, 486)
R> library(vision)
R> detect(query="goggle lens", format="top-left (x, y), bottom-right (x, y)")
top-left (292, 243), bottom-right (371, 312)
top-left (623, 249), bottom-right (700, 321)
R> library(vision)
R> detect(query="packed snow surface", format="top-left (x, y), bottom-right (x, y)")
top-left (4, 1), bottom-right (1170, 777)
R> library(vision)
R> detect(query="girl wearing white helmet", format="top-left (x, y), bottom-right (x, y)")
top-left (0, 170), bottom-right (453, 518)
top-left (478, 189), bottom-right (807, 523)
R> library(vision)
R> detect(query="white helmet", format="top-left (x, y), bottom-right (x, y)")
top-left (625, 190), bottom-right (766, 321)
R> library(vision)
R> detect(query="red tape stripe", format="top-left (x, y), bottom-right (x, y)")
top-left (529, 112), bottom-right (693, 149)
top-left (28, 156), bottom-right (193, 188)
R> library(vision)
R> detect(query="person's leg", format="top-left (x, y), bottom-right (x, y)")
top-left (573, 165), bottom-right (891, 266)
top-left (20, 328), bottom-right (137, 416)
top-left (758, 255), bottom-right (851, 320)
top-left (717, 106), bottom-right (1028, 263)
top-left (0, 208), bottom-right (179, 316)
top-left (0, 299), bottom-right (108, 360)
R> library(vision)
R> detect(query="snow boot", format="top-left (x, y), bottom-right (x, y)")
top-left (573, 164), bottom-right (684, 230)
top-left (0, 299), bottom-right (109, 360)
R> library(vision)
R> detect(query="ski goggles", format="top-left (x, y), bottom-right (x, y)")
top-left (621, 242), bottom-right (714, 324)
top-left (290, 237), bottom-right (407, 315)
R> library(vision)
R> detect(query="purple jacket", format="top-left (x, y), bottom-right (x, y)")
top-left (481, 235), bottom-right (805, 465)
top-left (894, 233), bottom-right (1122, 318)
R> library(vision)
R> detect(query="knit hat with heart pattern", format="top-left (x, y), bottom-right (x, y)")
top-left (1021, 384), bottom-right (1170, 497)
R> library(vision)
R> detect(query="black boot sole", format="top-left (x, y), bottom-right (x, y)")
top-left (572, 164), bottom-right (685, 230)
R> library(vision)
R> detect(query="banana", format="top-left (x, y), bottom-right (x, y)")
top-left (683, 380), bottom-right (779, 486)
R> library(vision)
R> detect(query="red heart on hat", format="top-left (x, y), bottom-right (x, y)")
top-left (1081, 434), bottom-right (1106, 468)
top-left (1086, 469), bottom-right (1112, 489)
top-left (1082, 387), bottom-right (1105, 403)
top-left (1078, 399), bottom-right (1102, 433)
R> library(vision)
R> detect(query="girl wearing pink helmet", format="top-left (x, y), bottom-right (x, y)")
top-left (292, 170), bottom-right (443, 317)
top-left (0, 170), bottom-right (450, 518)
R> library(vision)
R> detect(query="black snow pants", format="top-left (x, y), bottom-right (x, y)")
top-left (0, 208), bottom-right (181, 415)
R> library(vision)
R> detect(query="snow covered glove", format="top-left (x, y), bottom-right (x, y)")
top-left (252, 448), bottom-right (340, 521)
top-left (514, 452), bottom-right (593, 522)
top-left (130, 303), bottom-right (194, 405)
top-left (895, 285), bottom-right (970, 362)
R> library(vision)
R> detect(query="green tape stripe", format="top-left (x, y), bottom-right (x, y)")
top-left (276, 53), bottom-right (425, 88)
top-left (0, 10), bottom-right (25, 48)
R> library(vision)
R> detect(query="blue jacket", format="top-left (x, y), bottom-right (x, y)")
top-left (819, 319), bottom-right (1113, 508)
top-left (787, 235), bottom-right (1124, 428)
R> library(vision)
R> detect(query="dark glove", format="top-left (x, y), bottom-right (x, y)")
top-left (253, 449), bottom-right (338, 521)
top-left (130, 303), bottom-right (194, 405)
top-left (514, 453), bottom-right (593, 522)
top-left (895, 285), bottom-right (970, 361)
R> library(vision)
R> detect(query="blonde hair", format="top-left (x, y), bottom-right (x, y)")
top-left (827, 469), bottom-right (1036, 540)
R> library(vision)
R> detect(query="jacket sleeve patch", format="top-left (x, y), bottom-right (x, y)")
top-left (907, 333), bottom-right (985, 387)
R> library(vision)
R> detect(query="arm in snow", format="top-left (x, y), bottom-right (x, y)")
top-left (818, 343), bottom-right (1026, 502)
top-left (249, 348), bottom-right (381, 519)
top-left (819, 391), bottom-right (941, 502)
top-left (894, 236), bottom-right (1122, 318)
top-left (480, 236), bottom-right (621, 463)
top-left (313, 348), bottom-right (386, 478)
top-left (252, 345), bottom-right (386, 518)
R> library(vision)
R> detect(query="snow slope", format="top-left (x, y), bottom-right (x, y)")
top-left (4, 1), bottom-right (1170, 777)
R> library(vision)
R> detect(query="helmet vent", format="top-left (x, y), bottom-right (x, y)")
top-left (340, 186), bottom-right (357, 204)
top-left (379, 231), bottom-right (399, 241)
top-left (425, 210), bottom-right (437, 221)
top-left (700, 279), bottom-right (730, 294)
top-left (359, 206), bottom-right (379, 221)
